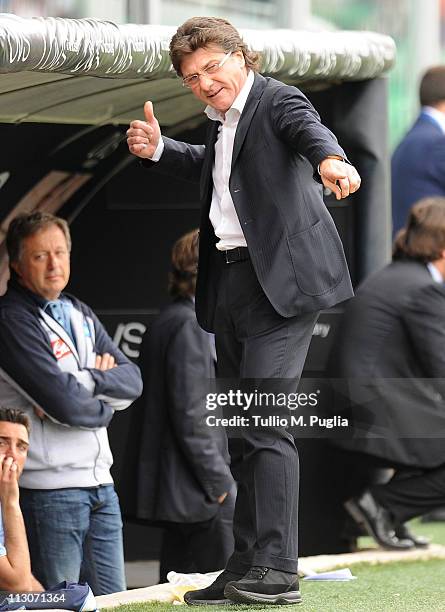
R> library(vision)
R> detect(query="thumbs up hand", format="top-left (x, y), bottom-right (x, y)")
top-left (126, 101), bottom-right (161, 159)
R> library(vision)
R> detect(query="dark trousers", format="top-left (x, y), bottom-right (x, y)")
top-left (214, 257), bottom-right (318, 574)
top-left (159, 488), bottom-right (235, 583)
top-left (371, 462), bottom-right (445, 524)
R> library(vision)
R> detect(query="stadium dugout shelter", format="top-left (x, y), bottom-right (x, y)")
top-left (0, 13), bottom-right (396, 558)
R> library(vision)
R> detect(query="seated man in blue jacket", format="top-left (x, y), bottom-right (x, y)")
top-left (0, 212), bottom-right (143, 594)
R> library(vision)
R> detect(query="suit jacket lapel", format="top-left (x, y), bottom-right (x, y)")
top-left (231, 73), bottom-right (267, 170)
top-left (200, 120), bottom-right (219, 201)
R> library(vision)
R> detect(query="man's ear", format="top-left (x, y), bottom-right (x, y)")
top-left (235, 50), bottom-right (245, 67)
top-left (10, 261), bottom-right (21, 278)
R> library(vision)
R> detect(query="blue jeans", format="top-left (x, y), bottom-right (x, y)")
top-left (20, 485), bottom-right (126, 595)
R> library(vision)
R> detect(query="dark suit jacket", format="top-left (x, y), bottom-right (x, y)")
top-left (328, 260), bottom-right (445, 469)
top-left (392, 112), bottom-right (445, 234)
top-left (134, 297), bottom-right (234, 523)
top-left (151, 73), bottom-right (353, 332)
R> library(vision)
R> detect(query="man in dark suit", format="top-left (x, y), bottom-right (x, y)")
top-left (392, 66), bottom-right (445, 235)
top-left (136, 229), bottom-right (235, 582)
top-left (127, 17), bottom-right (360, 606)
top-left (329, 197), bottom-right (445, 550)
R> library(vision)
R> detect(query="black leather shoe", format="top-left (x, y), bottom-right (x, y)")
top-left (395, 523), bottom-right (430, 548)
top-left (224, 566), bottom-right (301, 605)
top-left (344, 491), bottom-right (415, 551)
top-left (184, 570), bottom-right (244, 606)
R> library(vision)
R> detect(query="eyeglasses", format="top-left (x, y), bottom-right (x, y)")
top-left (182, 52), bottom-right (233, 88)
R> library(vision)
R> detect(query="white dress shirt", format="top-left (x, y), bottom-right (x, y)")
top-left (427, 261), bottom-right (444, 283)
top-left (205, 70), bottom-right (254, 250)
top-left (151, 70), bottom-right (255, 251)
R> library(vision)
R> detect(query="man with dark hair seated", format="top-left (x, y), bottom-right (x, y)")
top-left (0, 407), bottom-right (42, 592)
top-left (329, 197), bottom-right (445, 550)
